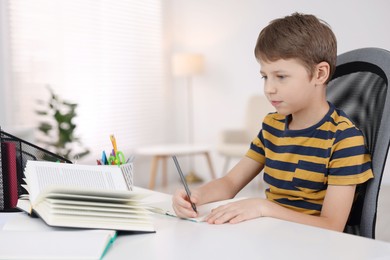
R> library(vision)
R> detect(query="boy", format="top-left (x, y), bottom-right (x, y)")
top-left (172, 13), bottom-right (373, 232)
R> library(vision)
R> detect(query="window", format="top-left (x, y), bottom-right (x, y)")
top-left (3, 0), bottom-right (167, 160)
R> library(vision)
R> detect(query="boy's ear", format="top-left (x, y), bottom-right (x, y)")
top-left (314, 61), bottom-right (330, 84)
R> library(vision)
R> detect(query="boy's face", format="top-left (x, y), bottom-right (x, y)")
top-left (259, 58), bottom-right (321, 117)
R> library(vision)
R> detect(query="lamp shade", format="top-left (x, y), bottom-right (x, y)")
top-left (172, 53), bottom-right (204, 77)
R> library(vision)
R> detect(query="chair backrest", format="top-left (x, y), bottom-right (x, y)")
top-left (327, 47), bottom-right (390, 239)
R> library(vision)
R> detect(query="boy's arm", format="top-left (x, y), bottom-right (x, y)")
top-left (172, 157), bottom-right (263, 218)
top-left (197, 156), bottom-right (264, 204)
top-left (262, 184), bottom-right (356, 231)
top-left (205, 184), bottom-right (355, 232)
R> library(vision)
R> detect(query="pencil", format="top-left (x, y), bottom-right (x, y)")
top-left (172, 155), bottom-right (198, 213)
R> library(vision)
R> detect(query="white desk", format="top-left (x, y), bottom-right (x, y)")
top-left (105, 214), bottom-right (390, 260)
top-left (136, 144), bottom-right (216, 189)
top-left (2, 189), bottom-right (390, 260)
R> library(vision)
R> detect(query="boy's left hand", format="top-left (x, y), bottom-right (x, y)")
top-left (204, 198), bottom-right (265, 224)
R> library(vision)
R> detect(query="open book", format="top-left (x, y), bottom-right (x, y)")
top-left (17, 160), bottom-right (155, 232)
top-left (149, 197), bottom-right (247, 222)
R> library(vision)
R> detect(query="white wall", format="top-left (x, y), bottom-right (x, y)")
top-left (1, 1), bottom-right (390, 188)
top-left (0, 1), bottom-right (9, 126)
top-left (167, 0), bottom-right (390, 184)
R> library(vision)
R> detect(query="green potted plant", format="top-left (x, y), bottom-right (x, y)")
top-left (36, 86), bottom-right (90, 161)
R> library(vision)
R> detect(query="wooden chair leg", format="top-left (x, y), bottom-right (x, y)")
top-left (149, 156), bottom-right (160, 190)
top-left (162, 156), bottom-right (168, 187)
top-left (204, 152), bottom-right (216, 179)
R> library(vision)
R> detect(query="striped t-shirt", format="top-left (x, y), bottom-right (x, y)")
top-left (246, 102), bottom-right (374, 215)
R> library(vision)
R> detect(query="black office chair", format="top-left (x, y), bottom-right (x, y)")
top-left (327, 47), bottom-right (390, 239)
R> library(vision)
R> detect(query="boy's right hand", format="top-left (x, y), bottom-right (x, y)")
top-left (172, 188), bottom-right (199, 218)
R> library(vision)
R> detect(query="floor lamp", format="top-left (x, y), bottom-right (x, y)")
top-left (172, 53), bottom-right (204, 183)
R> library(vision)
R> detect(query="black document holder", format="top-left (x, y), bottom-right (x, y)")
top-left (0, 128), bottom-right (72, 211)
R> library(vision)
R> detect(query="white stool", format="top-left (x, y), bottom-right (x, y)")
top-left (136, 144), bottom-right (216, 189)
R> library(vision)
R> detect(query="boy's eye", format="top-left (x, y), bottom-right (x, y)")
top-left (277, 75), bottom-right (285, 79)
top-left (261, 75), bottom-right (267, 80)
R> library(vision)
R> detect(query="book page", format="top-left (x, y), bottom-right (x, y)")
top-left (15, 197), bottom-right (32, 214)
top-left (25, 187), bottom-right (155, 232)
top-left (24, 161), bottom-right (129, 203)
top-left (150, 197), bottom-right (247, 223)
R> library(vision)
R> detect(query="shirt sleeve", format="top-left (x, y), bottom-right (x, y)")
top-left (327, 126), bottom-right (374, 185)
top-left (245, 129), bottom-right (266, 165)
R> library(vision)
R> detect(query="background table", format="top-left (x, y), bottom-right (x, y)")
top-left (136, 144), bottom-right (216, 189)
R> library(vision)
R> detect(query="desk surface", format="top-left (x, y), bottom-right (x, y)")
top-left (107, 215), bottom-right (390, 260)
top-left (2, 189), bottom-right (390, 260)
top-left (108, 189), bottom-right (390, 260)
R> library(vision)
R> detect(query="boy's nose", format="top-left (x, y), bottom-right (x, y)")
top-left (264, 81), bottom-right (276, 94)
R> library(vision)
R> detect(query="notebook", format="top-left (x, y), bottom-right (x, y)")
top-left (0, 213), bottom-right (117, 260)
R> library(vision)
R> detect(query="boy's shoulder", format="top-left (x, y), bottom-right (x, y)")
top-left (264, 111), bottom-right (285, 122)
top-left (329, 106), bottom-right (358, 130)
top-left (263, 112), bottom-right (285, 128)
top-left (325, 104), bottom-right (364, 139)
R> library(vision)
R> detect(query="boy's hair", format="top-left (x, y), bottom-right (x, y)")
top-left (254, 13), bottom-right (337, 83)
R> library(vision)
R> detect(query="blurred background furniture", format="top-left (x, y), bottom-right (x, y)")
top-left (327, 47), bottom-right (390, 238)
top-left (217, 95), bottom-right (274, 175)
top-left (172, 53), bottom-right (205, 183)
top-left (135, 144), bottom-right (215, 190)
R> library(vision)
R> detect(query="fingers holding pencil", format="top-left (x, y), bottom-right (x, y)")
top-left (172, 188), bottom-right (199, 218)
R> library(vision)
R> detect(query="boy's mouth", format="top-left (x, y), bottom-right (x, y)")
top-left (271, 101), bottom-right (282, 107)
